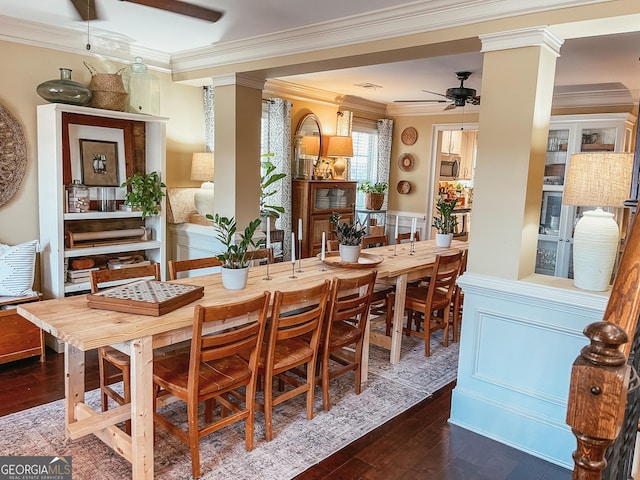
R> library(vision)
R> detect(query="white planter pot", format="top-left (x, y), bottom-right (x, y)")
top-left (435, 233), bottom-right (453, 248)
top-left (339, 244), bottom-right (361, 263)
top-left (220, 266), bottom-right (249, 290)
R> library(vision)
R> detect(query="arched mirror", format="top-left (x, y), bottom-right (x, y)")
top-left (295, 113), bottom-right (323, 166)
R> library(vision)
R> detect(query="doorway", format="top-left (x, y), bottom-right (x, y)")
top-left (429, 124), bottom-right (478, 241)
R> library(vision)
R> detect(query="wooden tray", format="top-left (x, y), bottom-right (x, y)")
top-left (87, 280), bottom-right (204, 316)
top-left (318, 251), bottom-right (384, 268)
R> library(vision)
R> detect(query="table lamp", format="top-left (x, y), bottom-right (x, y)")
top-left (326, 135), bottom-right (353, 180)
top-left (191, 152), bottom-right (215, 217)
top-left (562, 152), bottom-right (633, 291)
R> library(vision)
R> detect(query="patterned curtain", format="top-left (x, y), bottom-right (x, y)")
top-left (377, 118), bottom-right (393, 210)
top-left (265, 98), bottom-right (293, 260)
top-left (203, 86), bottom-right (214, 152)
top-left (337, 110), bottom-right (353, 181)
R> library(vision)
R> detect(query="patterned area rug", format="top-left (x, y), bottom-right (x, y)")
top-left (0, 332), bottom-right (459, 479)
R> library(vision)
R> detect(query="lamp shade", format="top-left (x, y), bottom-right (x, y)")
top-left (190, 152), bottom-right (214, 182)
top-left (326, 136), bottom-right (353, 158)
top-left (563, 152), bottom-right (633, 207)
top-left (301, 135), bottom-right (320, 158)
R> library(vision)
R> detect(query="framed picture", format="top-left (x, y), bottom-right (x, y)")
top-left (80, 139), bottom-right (119, 186)
top-left (68, 124), bottom-right (127, 200)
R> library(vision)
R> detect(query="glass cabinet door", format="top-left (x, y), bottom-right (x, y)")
top-left (543, 128), bottom-right (570, 186)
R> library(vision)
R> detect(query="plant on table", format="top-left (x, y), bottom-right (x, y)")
top-left (121, 171), bottom-right (166, 218)
top-left (330, 212), bottom-right (367, 246)
top-left (210, 214), bottom-right (263, 269)
top-left (432, 198), bottom-right (459, 234)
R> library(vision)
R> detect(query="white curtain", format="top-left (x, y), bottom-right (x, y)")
top-left (203, 86), bottom-right (214, 152)
top-left (265, 98), bottom-right (293, 260)
top-left (377, 118), bottom-right (393, 210)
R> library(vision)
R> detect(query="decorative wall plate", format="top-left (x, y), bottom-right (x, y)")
top-left (401, 127), bottom-right (418, 145)
top-left (398, 153), bottom-right (415, 172)
top-left (0, 105), bottom-right (27, 208)
top-left (397, 180), bottom-right (412, 194)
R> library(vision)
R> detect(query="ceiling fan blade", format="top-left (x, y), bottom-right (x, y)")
top-left (121, 0), bottom-right (223, 22)
top-left (444, 104), bottom-right (457, 111)
top-left (70, 0), bottom-right (98, 21)
top-left (394, 99), bottom-right (448, 103)
top-left (421, 89), bottom-right (449, 99)
top-left (469, 96), bottom-right (481, 105)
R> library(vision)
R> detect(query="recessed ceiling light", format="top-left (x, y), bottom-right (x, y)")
top-left (354, 83), bottom-right (383, 90)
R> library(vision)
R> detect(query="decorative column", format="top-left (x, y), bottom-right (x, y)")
top-left (212, 73), bottom-right (264, 227)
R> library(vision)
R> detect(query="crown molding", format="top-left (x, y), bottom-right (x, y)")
top-left (386, 102), bottom-right (480, 117)
top-left (212, 73), bottom-right (266, 90)
top-left (480, 26), bottom-right (564, 56)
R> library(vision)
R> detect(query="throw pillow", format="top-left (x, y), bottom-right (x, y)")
top-left (0, 239), bottom-right (38, 297)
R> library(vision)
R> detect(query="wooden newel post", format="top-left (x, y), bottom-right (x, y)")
top-left (566, 321), bottom-right (630, 480)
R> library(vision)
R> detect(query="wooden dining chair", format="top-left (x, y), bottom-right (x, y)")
top-left (395, 231), bottom-right (420, 243)
top-left (386, 251), bottom-right (462, 357)
top-left (168, 256), bottom-right (222, 280)
top-left (450, 249), bottom-right (468, 343)
top-left (90, 263), bottom-right (161, 434)
top-left (319, 270), bottom-right (377, 411)
top-left (327, 239), bottom-right (340, 253)
top-left (255, 280), bottom-right (331, 441)
top-left (153, 292), bottom-right (270, 479)
top-left (246, 247), bottom-right (274, 265)
top-left (362, 234), bottom-right (388, 249)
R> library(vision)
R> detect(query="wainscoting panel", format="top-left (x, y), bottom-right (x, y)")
top-left (450, 272), bottom-right (609, 470)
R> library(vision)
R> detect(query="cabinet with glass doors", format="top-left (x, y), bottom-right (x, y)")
top-left (536, 113), bottom-right (635, 278)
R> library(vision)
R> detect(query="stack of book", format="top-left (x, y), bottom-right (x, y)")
top-left (67, 267), bottom-right (98, 284)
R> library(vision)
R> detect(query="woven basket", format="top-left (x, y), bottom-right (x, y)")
top-left (84, 62), bottom-right (128, 111)
top-left (364, 193), bottom-right (384, 210)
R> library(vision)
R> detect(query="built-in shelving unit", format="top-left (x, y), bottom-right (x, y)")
top-left (37, 103), bottom-right (168, 299)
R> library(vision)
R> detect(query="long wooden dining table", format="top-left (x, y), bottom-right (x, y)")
top-left (17, 239), bottom-right (466, 479)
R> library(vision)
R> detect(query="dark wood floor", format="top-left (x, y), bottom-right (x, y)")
top-left (0, 348), bottom-right (572, 480)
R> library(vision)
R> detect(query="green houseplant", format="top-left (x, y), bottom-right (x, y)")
top-left (209, 214), bottom-right (263, 289)
top-left (330, 211), bottom-right (367, 262)
top-left (432, 198), bottom-right (458, 247)
top-left (121, 171), bottom-right (166, 219)
top-left (260, 153), bottom-right (286, 219)
top-left (358, 181), bottom-right (388, 210)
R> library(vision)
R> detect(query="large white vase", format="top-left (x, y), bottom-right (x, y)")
top-left (339, 244), bottom-right (361, 263)
top-left (220, 266), bottom-right (249, 290)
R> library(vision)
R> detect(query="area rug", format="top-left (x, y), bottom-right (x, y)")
top-left (0, 333), bottom-right (459, 479)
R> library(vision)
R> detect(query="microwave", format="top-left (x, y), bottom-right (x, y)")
top-left (440, 157), bottom-right (460, 178)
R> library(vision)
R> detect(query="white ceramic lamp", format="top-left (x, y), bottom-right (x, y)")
top-left (191, 152), bottom-right (215, 217)
top-left (562, 152), bottom-right (633, 291)
top-left (326, 135), bottom-right (353, 180)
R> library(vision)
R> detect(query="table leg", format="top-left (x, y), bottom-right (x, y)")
top-left (64, 343), bottom-right (85, 433)
top-left (129, 336), bottom-right (154, 480)
top-left (390, 274), bottom-right (408, 364)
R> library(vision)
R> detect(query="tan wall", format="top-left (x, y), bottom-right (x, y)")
top-left (0, 40), bottom-right (204, 250)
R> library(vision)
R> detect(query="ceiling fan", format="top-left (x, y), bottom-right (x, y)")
top-left (70, 0), bottom-right (224, 22)
top-left (395, 71), bottom-right (480, 108)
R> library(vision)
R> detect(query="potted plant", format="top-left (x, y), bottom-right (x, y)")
top-left (260, 153), bottom-right (286, 230)
top-left (432, 198), bottom-right (458, 247)
top-left (330, 211), bottom-right (367, 263)
top-left (358, 181), bottom-right (388, 210)
top-left (210, 213), bottom-right (263, 290)
top-left (121, 171), bottom-right (166, 219)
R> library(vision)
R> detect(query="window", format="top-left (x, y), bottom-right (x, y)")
top-left (350, 127), bottom-right (379, 208)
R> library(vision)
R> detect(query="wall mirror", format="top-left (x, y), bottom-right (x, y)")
top-left (295, 113), bottom-right (323, 165)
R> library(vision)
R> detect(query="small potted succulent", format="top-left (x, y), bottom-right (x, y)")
top-left (432, 198), bottom-right (458, 247)
top-left (330, 211), bottom-right (367, 263)
top-left (358, 181), bottom-right (388, 210)
top-left (121, 171), bottom-right (166, 219)
top-left (210, 214), bottom-right (263, 289)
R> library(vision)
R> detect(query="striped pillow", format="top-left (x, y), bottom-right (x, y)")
top-left (0, 240), bottom-right (38, 297)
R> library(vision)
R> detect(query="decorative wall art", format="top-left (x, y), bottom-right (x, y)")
top-left (401, 127), bottom-right (418, 146)
top-left (68, 124), bottom-right (127, 201)
top-left (80, 139), bottom-right (119, 186)
top-left (0, 105), bottom-right (27, 208)
top-left (398, 153), bottom-right (415, 172)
